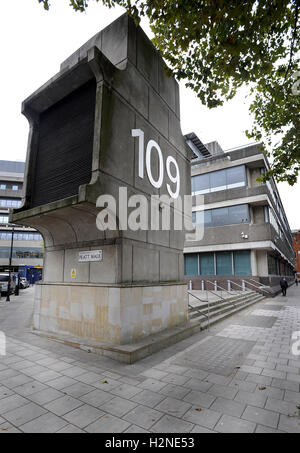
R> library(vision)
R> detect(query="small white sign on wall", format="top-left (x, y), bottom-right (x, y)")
top-left (79, 250), bottom-right (103, 263)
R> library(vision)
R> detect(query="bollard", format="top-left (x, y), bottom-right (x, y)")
top-left (201, 280), bottom-right (205, 291)
top-left (242, 280), bottom-right (246, 292)
top-left (214, 280), bottom-right (217, 291)
top-left (189, 280), bottom-right (193, 291)
top-left (228, 280), bottom-right (231, 292)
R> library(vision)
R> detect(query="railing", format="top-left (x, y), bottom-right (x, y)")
top-left (226, 279), bottom-right (269, 297)
top-left (187, 291), bottom-right (210, 330)
top-left (206, 280), bottom-right (237, 308)
top-left (247, 278), bottom-right (266, 288)
top-left (241, 279), bottom-right (270, 297)
top-left (227, 280), bottom-right (250, 292)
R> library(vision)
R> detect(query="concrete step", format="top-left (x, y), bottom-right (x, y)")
top-left (189, 293), bottom-right (262, 321)
top-left (189, 298), bottom-right (261, 323)
top-left (191, 295), bottom-right (265, 330)
top-left (188, 291), bottom-right (256, 311)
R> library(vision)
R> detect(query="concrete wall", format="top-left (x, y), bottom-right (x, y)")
top-left (11, 15), bottom-right (190, 349)
top-left (34, 282), bottom-right (187, 345)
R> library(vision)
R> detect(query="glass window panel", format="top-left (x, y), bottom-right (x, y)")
top-left (227, 165), bottom-right (246, 188)
top-left (12, 185), bottom-right (18, 191)
top-left (268, 255), bottom-right (277, 275)
top-left (192, 212), bottom-right (196, 224)
top-left (204, 210), bottom-right (212, 227)
top-left (234, 251), bottom-right (251, 276)
top-left (192, 174), bottom-right (210, 194)
top-left (210, 170), bottom-right (227, 191)
top-left (228, 204), bottom-right (250, 224)
top-left (200, 253), bottom-right (215, 276)
top-left (211, 207), bottom-right (229, 227)
top-left (216, 252), bottom-right (233, 276)
top-left (184, 254), bottom-right (199, 276)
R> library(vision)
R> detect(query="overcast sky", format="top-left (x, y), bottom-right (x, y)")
top-left (0, 0), bottom-right (299, 229)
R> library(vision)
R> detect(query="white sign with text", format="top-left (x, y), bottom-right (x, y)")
top-left (79, 250), bottom-right (103, 263)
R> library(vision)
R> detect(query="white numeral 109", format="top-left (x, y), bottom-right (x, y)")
top-left (132, 129), bottom-right (180, 199)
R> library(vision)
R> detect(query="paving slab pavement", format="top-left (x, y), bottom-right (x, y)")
top-left (0, 285), bottom-right (300, 433)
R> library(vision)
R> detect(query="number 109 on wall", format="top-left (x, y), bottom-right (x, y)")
top-left (132, 129), bottom-right (181, 199)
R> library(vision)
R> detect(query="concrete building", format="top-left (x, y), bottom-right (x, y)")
top-left (0, 160), bottom-right (43, 279)
top-left (184, 135), bottom-right (295, 296)
top-left (292, 230), bottom-right (300, 279)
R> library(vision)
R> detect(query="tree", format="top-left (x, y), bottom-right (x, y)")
top-left (39, 0), bottom-right (300, 185)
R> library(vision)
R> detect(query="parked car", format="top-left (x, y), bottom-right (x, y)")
top-left (0, 273), bottom-right (16, 295)
top-left (20, 277), bottom-right (30, 289)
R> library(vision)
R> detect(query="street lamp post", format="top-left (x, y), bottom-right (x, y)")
top-left (6, 226), bottom-right (15, 302)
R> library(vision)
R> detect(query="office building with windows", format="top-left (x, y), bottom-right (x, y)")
top-left (0, 160), bottom-right (43, 280)
top-left (184, 134), bottom-right (295, 296)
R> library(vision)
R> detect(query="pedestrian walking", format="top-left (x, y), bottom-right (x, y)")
top-left (280, 277), bottom-right (288, 297)
top-left (295, 278), bottom-right (299, 287)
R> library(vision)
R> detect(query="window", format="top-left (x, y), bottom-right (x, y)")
top-left (200, 204), bottom-right (250, 228)
top-left (268, 255), bottom-right (278, 275)
top-left (228, 205), bottom-right (250, 224)
top-left (192, 165), bottom-right (247, 195)
top-left (0, 184), bottom-right (6, 190)
top-left (184, 251), bottom-right (252, 277)
top-left (234, 251), bottom-right (251, 276)
top-left (204, 210), bottom-right (212, 227)
top-left (0, 232), bottom-right (43, 241)
top-left (0, 199), bottom-right (21, 208)
top-left (0, 246), bottom-right (43, 259)
top-left (227, 166), bottom-right (247, 189)
top-left (0, 216), bottom-right (9, 224)
top-left (192, 174), bottom-right (210, 194)
top-left (200, 253), bottom-right (215, 276)
top-left (216, 252), bottom-right (233, 276)
top-left (210, 170), bottom-right (226, 192)
top-left (12, 185), bottom-right (19, 191)
top-left (211, 207), bottom-right (228, 227)
top-left (184, 254), bottom-right (198, 276)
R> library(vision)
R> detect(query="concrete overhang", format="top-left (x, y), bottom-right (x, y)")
top-left (191, 153), bottom-right (265, 176)
top-left (192, 194), bottom-right (269, 211)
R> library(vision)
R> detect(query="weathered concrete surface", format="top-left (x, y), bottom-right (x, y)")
top-left (10, 14), bottom-right (192, 349)
top-left (0, 285), bottom-right (299, 433)
top-left (33, 283), bottom-right (187, 346)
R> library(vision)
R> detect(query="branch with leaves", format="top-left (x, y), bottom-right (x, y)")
top-left (38, 0), bottom-right (300, 185)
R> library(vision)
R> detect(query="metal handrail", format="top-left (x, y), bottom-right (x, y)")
top-left (206, 280), bottom-right (235, 297)
top-left (187, 291), bottom-right (207, 304)
top-left (205, 280), bottom-right (239, 309)
top-left (205, 288), bottom-right (226, 301)
top-left (188, 303), bottom-right (209, 321)
top-left (247, 278), bottom-right (266, 288)
top-left (242, 280), bottom-right (269, 296)
top-left (187, 291), bottom-right (210, 330)
top-left (228, 280), bottom-right (250, 291)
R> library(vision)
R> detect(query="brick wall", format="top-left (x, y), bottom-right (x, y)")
top-left (293, 232), bottom-right (300, 278)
